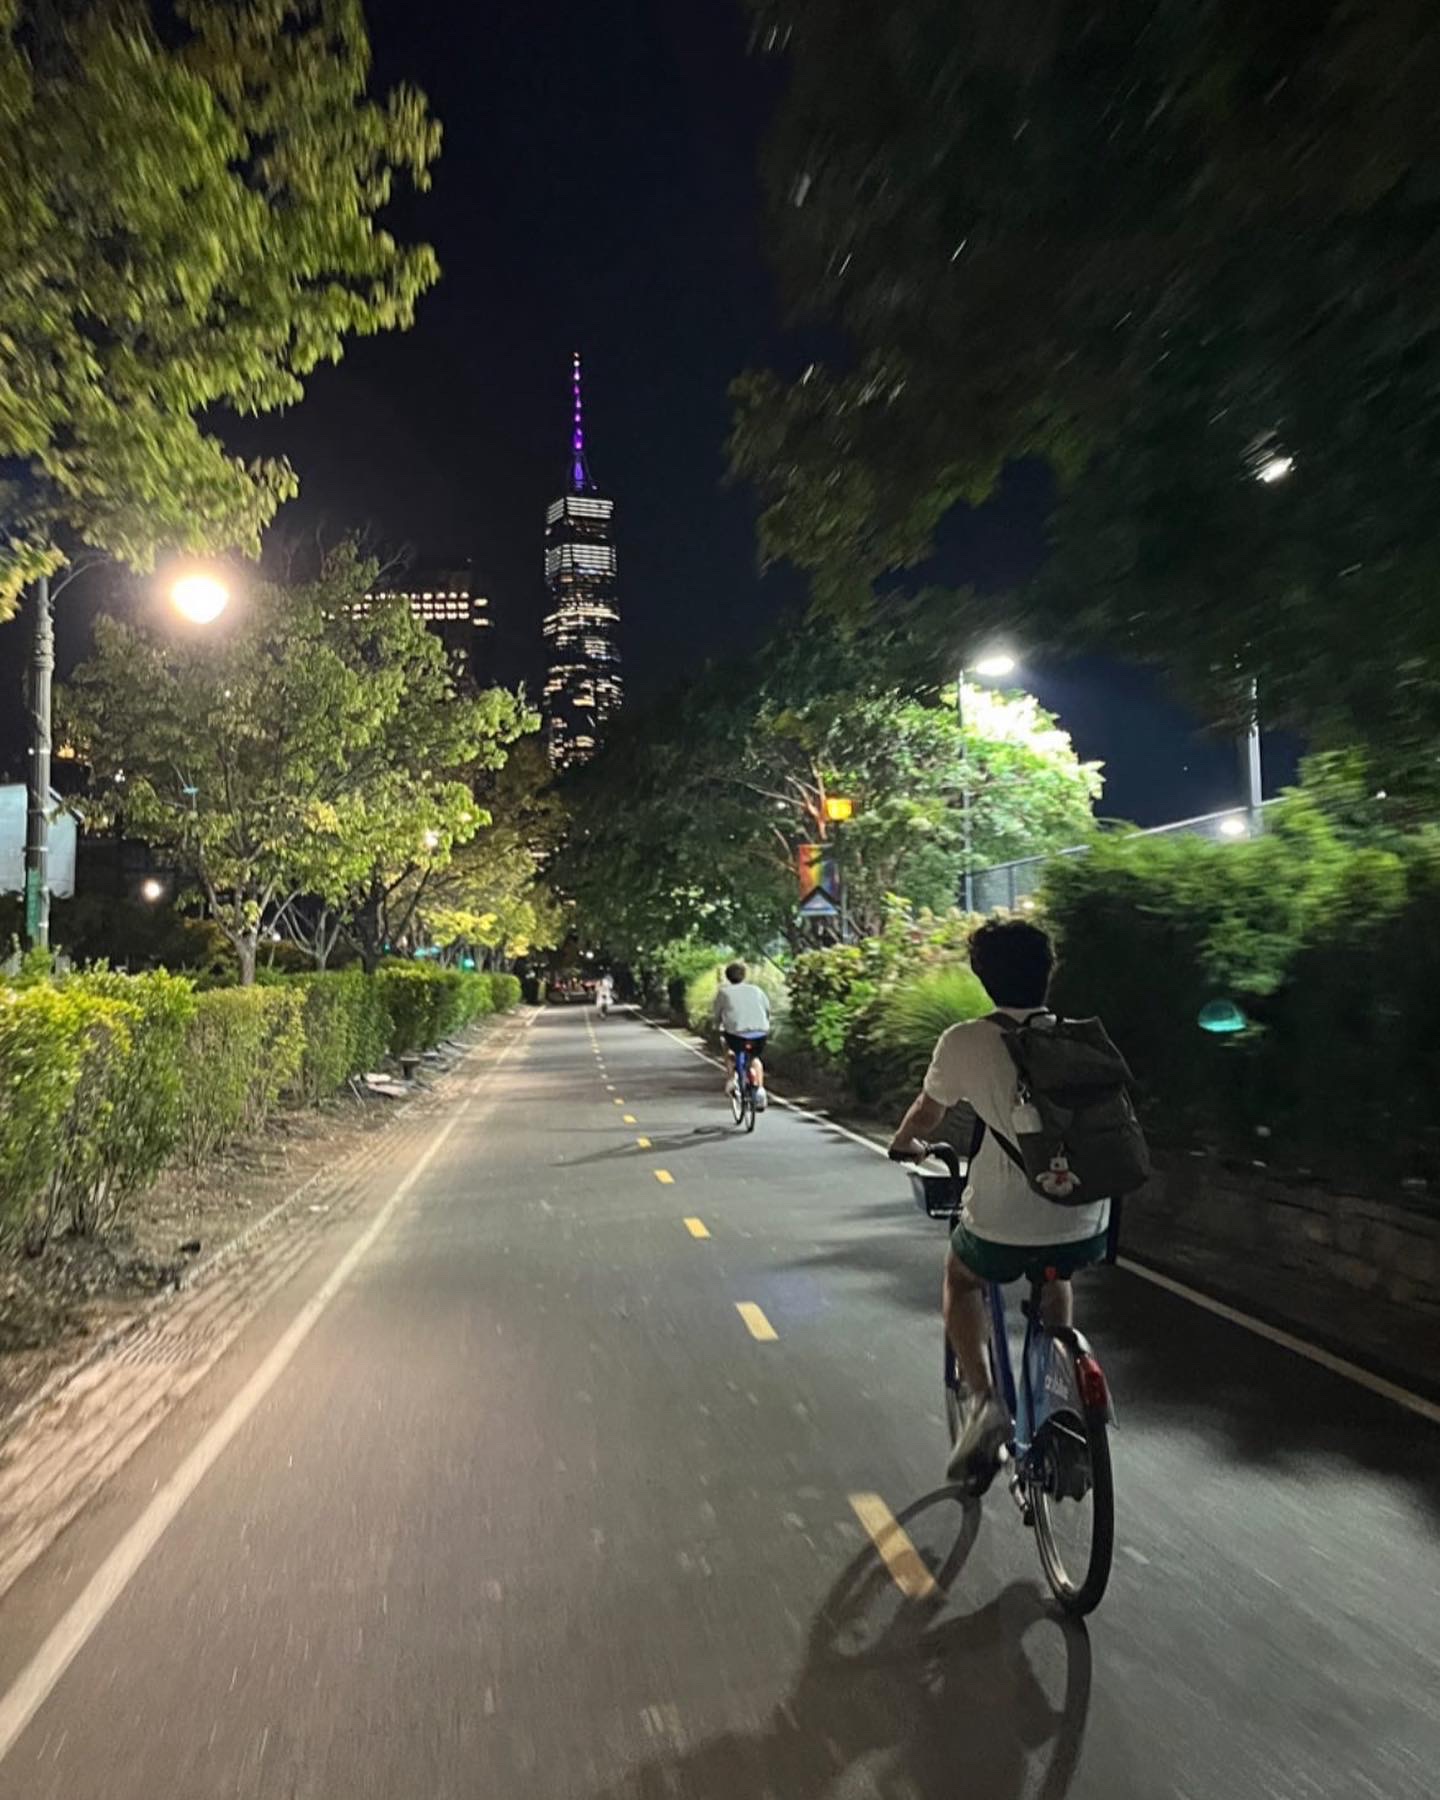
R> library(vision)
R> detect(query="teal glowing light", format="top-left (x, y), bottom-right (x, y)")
top-left (1198, 999), bottom-right (1248, 1034)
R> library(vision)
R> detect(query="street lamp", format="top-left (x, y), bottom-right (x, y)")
top-left (140, 876), bottom-right (165, 903)
top-left (24, 562), bottom-right (232, 950)
top-left (169, 569), bottom-right (230, 625)
top-left (957, 648), bottom-right (1018, 914)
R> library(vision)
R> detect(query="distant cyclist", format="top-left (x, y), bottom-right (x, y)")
top-left (595, 972), bottom-right (615, 1016)
top-left (712, 961), bottom-right (770, 1112)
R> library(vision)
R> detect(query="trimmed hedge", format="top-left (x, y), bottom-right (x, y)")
top-left (0, 965), bottom-right (523, 1247)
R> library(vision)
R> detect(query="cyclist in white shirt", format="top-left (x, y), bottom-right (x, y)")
top-left (890, 920), bottom-right (1110, 1485)
top-left (711, 961), bottom-right (771, 1112)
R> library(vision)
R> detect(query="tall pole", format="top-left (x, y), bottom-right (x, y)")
top-left (958, 667), bottom-right (975, 914)
top-left (1241, 674), bottom-right (1264, 833)
top-left (24, 572), bottom-right (53, 951)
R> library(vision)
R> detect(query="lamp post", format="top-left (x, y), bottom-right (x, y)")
top-left (957, 650), bottom-right (1016, 914)
top-left (23, 564), bottom-right (230, 950)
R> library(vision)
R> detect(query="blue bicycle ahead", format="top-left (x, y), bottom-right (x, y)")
top-left (901, 1142), bottom-right (1116, 1616)
top-left (728, 1036), bottom-right (763, 1133)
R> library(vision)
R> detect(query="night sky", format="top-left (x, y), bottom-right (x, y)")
top-left (0, 0), bottom-right (1296, 821)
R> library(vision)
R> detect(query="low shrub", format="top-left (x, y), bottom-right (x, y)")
top-left (181, 987), bottom-right (305, 1167)
top-left (376, 965), bottom-right (500, 1057)
top-left (786, 946), bottom-right (877, 1066)
top-left (0, 984), bottom-right (110, 1244)
top-left (290, 970), bottom-right (390, 1103)
top-left (864, 964), bottom-right (990, 1099)
top-left (486, 972), bottom-right (522, 1012)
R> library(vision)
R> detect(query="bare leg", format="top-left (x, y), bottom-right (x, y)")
top-left (750, 1055), bottom-right (765, 1087)
top-left (1039, 1278), bottom-right (1074, 1332)
top-left (943, 1252), bottom-right (994, 1398)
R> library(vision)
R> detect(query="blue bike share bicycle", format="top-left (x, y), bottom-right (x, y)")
top-left (900, 1142), bottom-right (1116, 1616)
top-left (728, 1035), bottom-right (763, 1133)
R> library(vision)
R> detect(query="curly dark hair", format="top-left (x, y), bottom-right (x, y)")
top-left (968, 919), bottom-right (1055, 1008)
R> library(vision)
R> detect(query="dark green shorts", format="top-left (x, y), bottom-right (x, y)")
top-left (949, 1224), bottom-right (1109, 1285)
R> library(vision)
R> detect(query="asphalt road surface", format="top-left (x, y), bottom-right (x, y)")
top-left (0, 1006), bottom-right (1436, 1799)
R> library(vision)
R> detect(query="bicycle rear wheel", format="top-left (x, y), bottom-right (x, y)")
top-left (1030, 1348), bottom-right (1115, 1616)
top-left (729, 1080), bottom-right (746, 1126)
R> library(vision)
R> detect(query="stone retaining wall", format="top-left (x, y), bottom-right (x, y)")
top-left (1122, 1151), bottom-right (1440, 1389)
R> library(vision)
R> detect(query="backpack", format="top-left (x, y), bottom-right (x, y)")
top-left (981, 1011), bottom-right (1150, 1206)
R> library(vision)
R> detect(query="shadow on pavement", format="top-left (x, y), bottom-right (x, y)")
top-left (780, 1206), bottom-right (1440, 1524)
top-left (588, 1491), bottom-right (1092, 1800)
top-left (555, 1129), bottom-right (736, 1168)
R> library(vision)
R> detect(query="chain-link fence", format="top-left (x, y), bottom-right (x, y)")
top-left (969, 801), bottom-right (1279, 915)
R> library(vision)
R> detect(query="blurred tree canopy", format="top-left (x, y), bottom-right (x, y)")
top-left (733, 0), bottom-right (1440, 782)
top-left (0, 0), bottom-right (440, 615)
top-left (552, 619), bottom-right (1099, 957)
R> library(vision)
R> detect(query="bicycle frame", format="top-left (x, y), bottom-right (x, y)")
top-left (987, 1280), bottom-right (1113, 1475)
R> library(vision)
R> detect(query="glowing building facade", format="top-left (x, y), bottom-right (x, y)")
top-left (543, 355), bottom-right (621, 768)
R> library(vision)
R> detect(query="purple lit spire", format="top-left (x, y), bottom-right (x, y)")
top-left (569, 350), bottom-right (595, 492)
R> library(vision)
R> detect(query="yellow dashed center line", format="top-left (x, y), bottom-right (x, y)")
top-left (654, 1169), bottom-right (675, 1185)
top-left (848, 1493), bottom-right (937, 1600)
top-left (735, 1301), bottom-right (778, 1342)
top-left (623, 1115), bottom-right (637, 1125)
top-left (613, 1097), bottom-right (625, 1107)
top-left (683, 1217), bottom-right (710, 1239)
top-left (635, 1135), bottom-right (650, 1148)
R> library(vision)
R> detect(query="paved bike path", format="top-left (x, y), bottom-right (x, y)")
top-left (0, 1007), bottom-right (1434, 1798)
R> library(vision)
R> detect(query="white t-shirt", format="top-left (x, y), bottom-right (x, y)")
top-left (712, 981), bottom-right (771, 1036)
top-left (923, 1008), bottom-right (1109, 1247)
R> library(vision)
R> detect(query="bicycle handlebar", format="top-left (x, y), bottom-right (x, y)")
top-left (888, 1140), bottom-right (962, 1178)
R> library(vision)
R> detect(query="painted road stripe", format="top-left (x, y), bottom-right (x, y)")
top-left (849, 1493), bottom-right (937, 1600)
top-left (736, 1302), bottom-right (777, 1341)
top-left (635, 1136), bottom-right (651, 1148)
top-left (0, 1020), bottom-right (530, 1768)
top-left (641, 1014), bottom-right (1440, 1429)
top-left (613, 1097), bottom-right (625, 1106)
top-left (654, 1170), bottom-right (675, 1185)
top-left (684, 1217), bottom-right (710, 1239)
top-left (623, 1114), bottom-right (637, 1125)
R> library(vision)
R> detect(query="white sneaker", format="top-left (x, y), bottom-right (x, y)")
top-left (946, 1392), bottom-right (1009, 1486)
top-left (753, 1087), bottom-right (769, 1112)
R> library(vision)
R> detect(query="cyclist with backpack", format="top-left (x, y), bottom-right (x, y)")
top-left (889, 919), bottom-right (1148, 1486)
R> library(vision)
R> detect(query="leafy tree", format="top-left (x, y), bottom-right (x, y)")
top-left (0, 0), bottom-right (440, 614)
top-left (62, 551), bottom-right (529, 982)
top-left (734, 1), bottom-right (1440, 777)
top-left (554, 621), bottom-right (1100, 958)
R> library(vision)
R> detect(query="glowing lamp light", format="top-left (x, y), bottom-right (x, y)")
top-left (824, 795), bottom-right (854, 823)
top-left (1257, 455), bottom-right (1294, 484)
top-left (1199, 999), bottom-right (1248, 1035)
top-left (422, 829), bottom-right (441, 851)
top-left (1218, 815), bottom-right (1248, 839)
top-left (972, 652), bottom-right (1017, 680)
top-left (140, 877), bottom-right (164, 903)
top-left (169, 571), bottom-right (230, 624)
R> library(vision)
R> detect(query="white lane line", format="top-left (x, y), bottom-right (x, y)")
top-left (0, 1033), bottom-right (526, 1765)
top-left (640, 1017), bottom-right (1440, 1428)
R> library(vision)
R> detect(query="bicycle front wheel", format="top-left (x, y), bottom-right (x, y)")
top-left (730, 1079), bottom-right (746, 1126)
top-left (1030, 1356), bottom-right (1115, 1616)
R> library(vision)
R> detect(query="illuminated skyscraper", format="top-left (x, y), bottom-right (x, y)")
top-left (543, 354), bottom-right (621, 768)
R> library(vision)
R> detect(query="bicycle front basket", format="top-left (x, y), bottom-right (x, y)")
top-left (908, 1167), bottom-right (960, 1222)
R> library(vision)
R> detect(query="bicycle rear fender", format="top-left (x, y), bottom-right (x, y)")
top-left (1046, 1324), bottom-right (1117, 1426)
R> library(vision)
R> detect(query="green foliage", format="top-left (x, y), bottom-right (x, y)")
top-left (375, 965), bottom-right (497, 1058)
top-left (1043, 799), bottom-right (1436, 1182)
top-left (486, 973), bottom-right (522, 1012)
top-left (734, 1), bottom-right (1440, 784)
top-left (0, 0), bottom-right (440, 615)
top-left (868, 965), bottom-right (990, 1097)
top-left (555, 616), bottom-right (1099, 964)
top-left (180, 987), bottom-right (305, 1167)
top-left (786, 946), bottom-right (876, 1063)
top-left (0, 984), bottom-right (108, 1242)
top-left (62, 547), bottom-right (532, 982)
top-left (290, 970), bottom-right (388, 1104)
